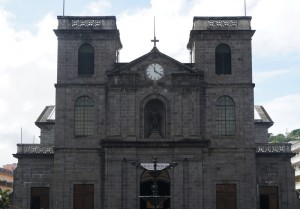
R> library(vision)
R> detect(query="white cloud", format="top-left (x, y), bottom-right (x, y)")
top-left (263, 94), bottom-right (300, 135)
top-left (117, 0), bottom-right (300, 62)
top-left (0, 100), bottom-right (8, 117)
top-left (253, 69), bottom-right (291, 83)
top-left (0, 74), bottom-right (10, 89)
top-left (251, 0), bottom-right (300, 56)
top-left (0, 9), bottom-right (57, 166)
top-left (0, 140), bottom-right (17, 167)
top-left (80, 0), bottom-right (111, 16)
top-left (189, 0), bottom-right (245, 16)
top-left (117, 0), bottom-right (193, 62)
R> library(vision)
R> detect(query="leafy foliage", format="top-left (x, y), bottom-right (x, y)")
top-left (268, 133), bottom-right (286, 143)
top-left (268, 128), bottom-right (300, 143)
top-left (0, 188), bottom-right (11, 209)
top-left (289, 129), bottom-right (300, 140)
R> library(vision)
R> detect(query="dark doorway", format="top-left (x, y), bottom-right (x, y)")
top-left (260, 195), bottom-right (269, 209)
top-left (144, 99), bottom-right (166, 138)
top-left (259, 186), bottom-right (278, 209)
top-left (140, 170), bottom-right (170, 209)
top-left (216, 184), bottom-right (236, 209)
top-left (73, 184), bottom-right (94, 209)
top-left (30, 187), bottom-right (49, 209)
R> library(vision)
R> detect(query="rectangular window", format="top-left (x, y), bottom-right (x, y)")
top-left (216, 184), bottom-right (237, 209)
top-left (259, 186), bottom-right (278, 209)
top-left (73, 184), bottom-right (94, 209)
top-left (74, 97), bottom-right (95, 136)
top-left (30, 187), bottom-right (49, 209)
top-left (215, 96), bottom-right (236, 136)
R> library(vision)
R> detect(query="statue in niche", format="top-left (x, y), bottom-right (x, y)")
top-left (150, 109), bottom-right (160, 132)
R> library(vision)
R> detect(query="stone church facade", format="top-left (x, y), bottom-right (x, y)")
top-left (13, 16), bottom-right (300, 209)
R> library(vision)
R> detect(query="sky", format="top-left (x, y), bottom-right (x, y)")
top-left (0, 0), bottom-right (300, 166)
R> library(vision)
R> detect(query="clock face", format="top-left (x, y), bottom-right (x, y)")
top-left (146, 63), bottom-right (164, 80)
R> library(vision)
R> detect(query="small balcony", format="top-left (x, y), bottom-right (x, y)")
top-left (16, 144), bottom-right (54, 154)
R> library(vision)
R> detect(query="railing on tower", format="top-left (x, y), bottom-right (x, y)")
top-left (256, 143), bottom-right (292, 153)
top-left (16, 144), bottom-right (54, 154)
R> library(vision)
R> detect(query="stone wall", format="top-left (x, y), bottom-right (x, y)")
top-left (256, 154), bottom-right (300, 208)
top-left (13, 156), bottom-right (53, 209)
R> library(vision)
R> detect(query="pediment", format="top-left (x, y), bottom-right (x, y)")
top-left (111, 47), bottom-right (197, 74)
top-left (107, 47), bottom-right (203, 87)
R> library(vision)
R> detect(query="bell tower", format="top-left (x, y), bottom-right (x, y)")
top-left (53, 16), bottom-right (122, 148)
top-left (187, 17), bottom-right (255, 84)
top-left (188, 17), bottom-right (256, 145)
top-left (54, 16), bottom-right (122, 84)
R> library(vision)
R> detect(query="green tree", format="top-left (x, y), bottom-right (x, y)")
top-left (0, 188), bottom-right (11, 209)
top-left (287, 128), bottom-right (300, 141)
top-left (268, 128), bottom-right (300, 143)
top-left (268, 133), bottom-right (286, 143)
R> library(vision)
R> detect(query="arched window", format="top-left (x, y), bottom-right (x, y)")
top-left (215, 96), bottom-right (235, 136)
top-left (215, 44), bottom-right (231, 75)
top-left (78, 44), bottom-right (94, 75)
top-left (74, 96), bottom-right (95, 136)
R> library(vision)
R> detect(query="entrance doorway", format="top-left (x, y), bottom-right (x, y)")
top-left (140, 170), bottom-right (170, 209)
top-left (73, 184), bottom-right (94, 209)
top-left (259, 186), bottom-right (278, 209)
top-left (30, 187), bottom-right (49, 209)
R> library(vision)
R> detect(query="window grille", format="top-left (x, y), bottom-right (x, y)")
top-left (215, 96), bottom-right (236, 136)
top-left (75, 96), bottom-right (95, 136)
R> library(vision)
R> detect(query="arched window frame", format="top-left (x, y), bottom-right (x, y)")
top-left (140, 94), bottom-right (170, 139)
top-left (215, 44), bottom-right (232, 75)
top-left (78, 43), bottom-right (94, 76)
top-left (215, 96), bottom-right (236, 136)
top-left (74, 96), bottom-right (95, 137)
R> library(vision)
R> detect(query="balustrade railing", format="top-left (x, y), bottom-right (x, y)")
top-left (57, 16), bottom-right (117, 30)
top-left (16, 143), bottom-right (291, 154)
top-left (192, 17), bottom-right (251, 30)
top-left (17, 144), bottom-right (54, 154)
top-left (256, 143), bottom-right (292, 153)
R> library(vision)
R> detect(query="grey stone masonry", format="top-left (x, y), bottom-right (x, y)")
top-left (54, 16), bottom-right (122, 84)
top-left (35, 105), bottom-right (55, 144)
top-left (13, 15), bottom-right (300, 209)
top-left (188, 16), bottom-right (254, 85)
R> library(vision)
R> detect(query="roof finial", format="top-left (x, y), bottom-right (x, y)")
top-left (63, 0), bottom-right (65, 16)
top-left (244, 0), bottom-right (247, 16)
top-left (151, 16), bottom-right (159, 48)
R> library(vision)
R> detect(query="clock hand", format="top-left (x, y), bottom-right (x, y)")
top-left (154, 69), bottom-right (163, 76)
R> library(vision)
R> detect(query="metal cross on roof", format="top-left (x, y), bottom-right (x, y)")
top-left (151, 17), bottom-right (159, 47)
